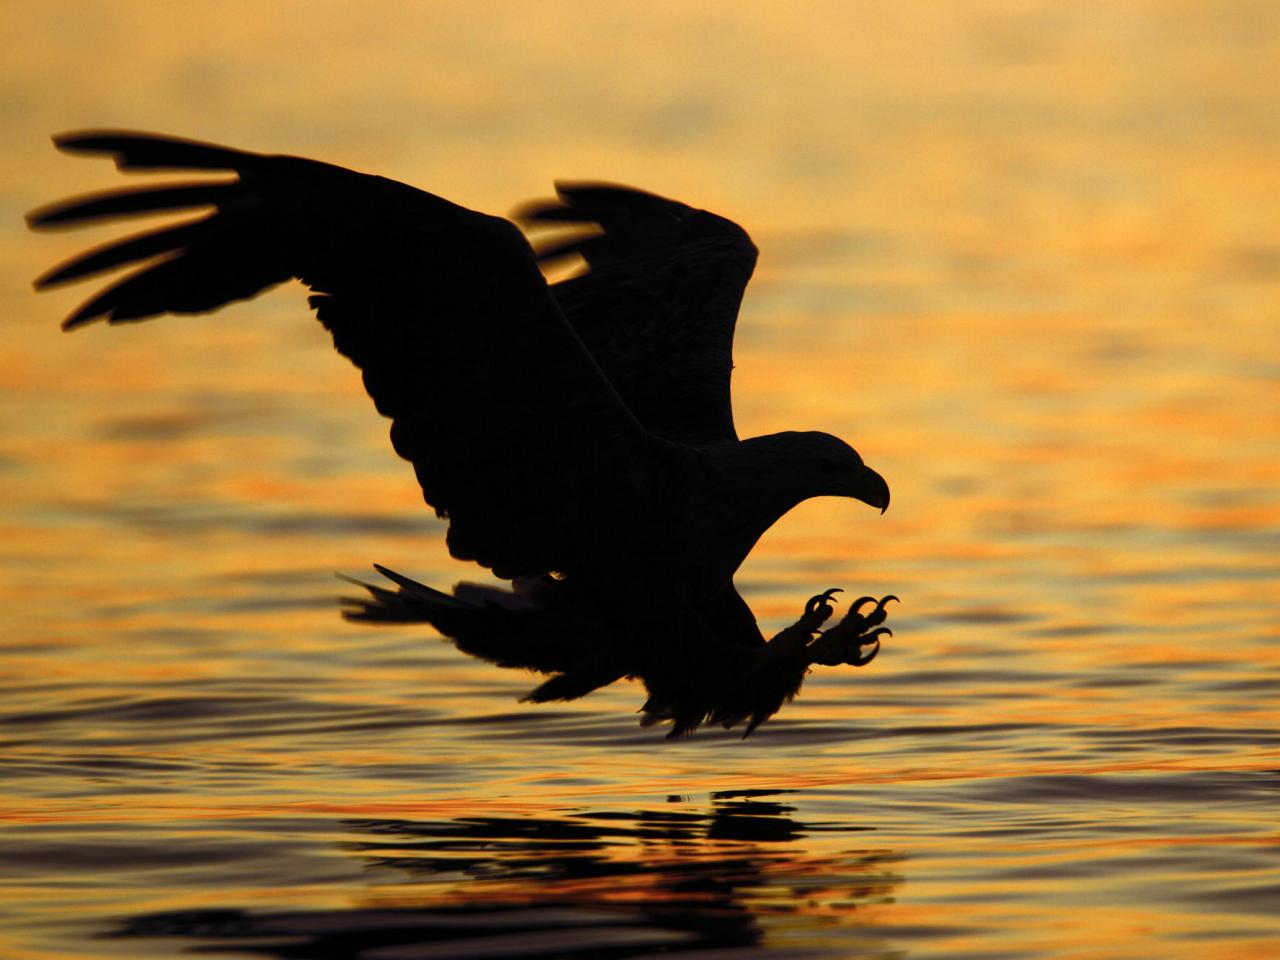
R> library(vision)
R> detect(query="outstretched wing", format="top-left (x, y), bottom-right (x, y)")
top-left (29, 131), bottom-right (653, 580)
top-left (516, 184), bottom-right (757, 445)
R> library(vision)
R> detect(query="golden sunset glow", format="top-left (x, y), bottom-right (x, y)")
top-left (1, 2), bottom-right (1278, 958)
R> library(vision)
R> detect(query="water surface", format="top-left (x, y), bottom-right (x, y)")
top-left (2, 3), bottom-right (1278, 958)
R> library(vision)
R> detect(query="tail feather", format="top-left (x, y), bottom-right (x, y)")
top-left (340, 568), bottom-right (467, 624)
top-left (452, 581), bottom-right (537, 611)
top-left (369, 563), bottom-right (461, 604)
top-left (341, 566), bottom-right (585, 678)
top-left (522, 667), bottom-right (624, 703)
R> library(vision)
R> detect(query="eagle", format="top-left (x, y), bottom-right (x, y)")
top-left (28, 131), bottom-right (896, 737)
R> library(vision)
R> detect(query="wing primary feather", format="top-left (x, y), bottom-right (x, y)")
top-left (517, 182), bottom-right (691, 224)
top-left (27, 183), bottom-right (235, 228)
top-left (36, 131), bottom-right (654, 583)
top-left (61, 256), bottom-right (184, 329)
top-left (52, 130), bottom-right (262, 171)
top-left (514, 181), bottom-right (757, 445)
top-left (35, 218), bottom-right (210, 288)
top-left (530, 232), bottom-right (606, 266)
top-left (61, 238), bottom-right (289, 329)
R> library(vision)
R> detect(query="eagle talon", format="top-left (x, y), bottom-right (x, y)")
top-left (859, 626), bottom-right (892, 646)
top-left (807, 597), bottom-right (898, 667)
top-left (849, 595), bottom-right (898, 631)
top-left (801, 587), bottom-right (843, 627)
top-left (804, 587), bottom-right (843, 617)
top-left (848, 637), bottom-right (882, 667)
top-left (850, 595), bottom-right (878, 615)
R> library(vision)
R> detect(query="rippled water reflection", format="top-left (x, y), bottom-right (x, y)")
top-left (3, 2), bottom-right (1279, 958)
top-left (105, 794), bottom-right (904, 959)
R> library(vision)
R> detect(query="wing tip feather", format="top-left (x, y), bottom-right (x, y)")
top-left (49, 129), bottom-right (256, 171)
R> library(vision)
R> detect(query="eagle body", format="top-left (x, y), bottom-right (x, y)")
top-left (30, 131), bottom-right (895, 736)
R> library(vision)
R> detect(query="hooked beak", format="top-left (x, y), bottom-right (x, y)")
top-left (853, 463), bottom-right (890, 514)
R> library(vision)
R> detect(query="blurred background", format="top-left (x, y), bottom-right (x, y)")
top-left (2, 3), bottom-right (1278, 959)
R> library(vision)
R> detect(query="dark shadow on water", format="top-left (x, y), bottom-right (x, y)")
top-left (105, 791), bottom-right (904, 958)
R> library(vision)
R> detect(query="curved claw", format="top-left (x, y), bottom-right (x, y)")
top-left (849, 639), bottom-right (882, 667)
top-left (849, 596), bottom-right (878, 615)
top-left (850, 596), bottom-right (900, 632)
top-left (804, 587), bottom-right (843, 617)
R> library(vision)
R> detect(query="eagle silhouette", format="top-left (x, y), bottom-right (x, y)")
top-left (29, 131), bottom-right (896, 736)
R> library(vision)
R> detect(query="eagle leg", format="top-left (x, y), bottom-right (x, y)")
top-left (654, 590), bottom-right (895, 738)
top-left (703, 588), bottom-right (843, 737)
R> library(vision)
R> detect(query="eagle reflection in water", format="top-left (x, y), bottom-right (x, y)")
top-left (30, 131), bottom-right (897, 736)
top-left (107, 793), bottom-right (904, 958)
